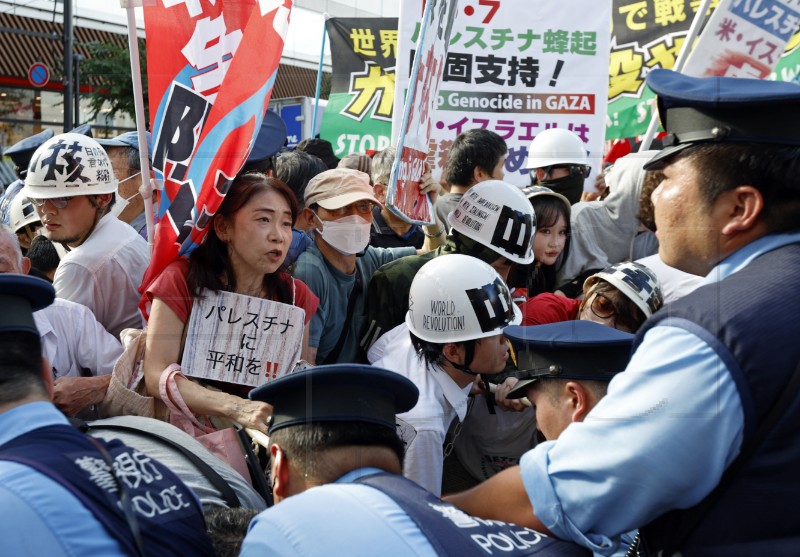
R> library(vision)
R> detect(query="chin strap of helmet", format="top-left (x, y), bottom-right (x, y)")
top-left (443, 340), bottom-right (478, 376)
top-left (442, 341), bottom-right (497, 414)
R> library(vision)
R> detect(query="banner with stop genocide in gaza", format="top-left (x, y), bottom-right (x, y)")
top-left (393, 0), bottom-right (611, 189)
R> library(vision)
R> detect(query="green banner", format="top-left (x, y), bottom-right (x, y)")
top-left (320, 17), bottom-right (399, 156)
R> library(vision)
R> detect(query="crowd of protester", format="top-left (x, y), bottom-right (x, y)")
top-left (0, 67), bottom-right (798, 556)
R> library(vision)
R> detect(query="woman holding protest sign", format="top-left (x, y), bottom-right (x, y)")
top-left (143, 173), bottom-right (318, 437)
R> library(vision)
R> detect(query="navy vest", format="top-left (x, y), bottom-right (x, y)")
top-left (354, 472), bottom-right (590, 556)
top-left (0, 424), bottom-right (215, 557)
top-left (634, 243), bottom-right (800, 556)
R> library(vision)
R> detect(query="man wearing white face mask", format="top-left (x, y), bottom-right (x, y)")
top-left (97, 131), bottom-right (151, 239)
top-left (294, 168), bottom-right (443, 365)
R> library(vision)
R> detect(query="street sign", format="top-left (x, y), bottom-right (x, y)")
top-left (28, 63), bottom-right (50, 88)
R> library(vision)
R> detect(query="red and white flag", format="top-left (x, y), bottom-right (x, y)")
top-left (140, 0), bottom-right (293, 310)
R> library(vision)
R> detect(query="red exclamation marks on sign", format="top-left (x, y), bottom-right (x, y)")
top-left (264, 362), bottom-right (279, 379)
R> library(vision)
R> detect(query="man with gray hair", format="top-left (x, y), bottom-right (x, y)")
top-left (369, 147), bottom-right (426, 249)
top-left (97, 131), bottom-right (151, 239)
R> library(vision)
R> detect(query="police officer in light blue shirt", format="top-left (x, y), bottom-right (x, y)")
top-left (0, 274), bottom-right (215, 557)
top-left (240, 364), bottom-right (589, 557)
top-left (445, 70), bottom-right (800, 556)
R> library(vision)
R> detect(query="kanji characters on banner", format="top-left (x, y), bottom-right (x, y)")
top-left (320, 17), bottom-right (399, 158)
top-left (140, 0), bottom-right (293, 307)
top-left (682, 0), bottom-right (800, 76)
top-left (607, 0), bottom-right (800, 140)
top-left (393, 0), bottom-right (611, 189)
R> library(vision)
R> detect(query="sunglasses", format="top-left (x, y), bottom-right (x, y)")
top-left (589, 292), bottom-right (618, 320)
top-left (323, 201), bottom-right (374, 218)
top-left (28, 196), bottom-right (72, 209)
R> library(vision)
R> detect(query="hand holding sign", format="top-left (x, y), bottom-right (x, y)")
top-left (418, 162), bottom-right (441, 204)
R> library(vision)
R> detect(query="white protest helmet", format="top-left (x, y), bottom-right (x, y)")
top-left (583, 261), bottom-right (663, 318)
top-left (447, 180), bottom-right (536, 264)
top-left (21, 133), bottom-right (118, 199)
top-left (525, 128), bottom-right (589, 170)
top-left (9, 194), bottom-right (41, 232)
top-left (405, 254), bottom-right (522, 344)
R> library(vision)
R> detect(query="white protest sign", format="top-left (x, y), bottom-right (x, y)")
top-left (393, 0), bottom-right (610, 188)
top-left (388, 0), bottom-right (460, 225)
top-left (181, 289), bottom-right (305, 387)
top-left (683, 0), bottom-right (800, 77)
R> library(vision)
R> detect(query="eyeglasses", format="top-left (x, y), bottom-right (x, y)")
top-left (323, 201), bottom-right (373, 218)
top-left (28, 196), bottom-right (72, 209)
top-left (589, 292), bottom-right (618, 319)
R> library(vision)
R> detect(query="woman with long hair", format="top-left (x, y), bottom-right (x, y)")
top-left (508, 186), bottom-right (571, 299)
top-left (143, 174), bottom-right (318, 434)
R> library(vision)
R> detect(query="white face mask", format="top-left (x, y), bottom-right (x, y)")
top-left (111, 173), bottom-right (142, 218)
top-left (315, 214), bottom-right (371, 255)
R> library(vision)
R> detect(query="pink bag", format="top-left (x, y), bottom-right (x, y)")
top-left (159, 364), bottom-right (252, 482)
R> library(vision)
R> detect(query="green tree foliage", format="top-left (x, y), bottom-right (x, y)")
top-left (79, 38), bottom-right (147, 122)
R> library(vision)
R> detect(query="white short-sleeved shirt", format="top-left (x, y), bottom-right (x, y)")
top-left (53, 213), bottom-right (149, 339)
top-left (34, 298), bottom-right (123, 378)
top-left (369, 323), bottom-right (471, 495)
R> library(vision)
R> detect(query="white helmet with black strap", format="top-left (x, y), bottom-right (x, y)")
top-left (406, 254), bottom-right (521, 345)
top-left (447, 180), bottom-right (536, 265)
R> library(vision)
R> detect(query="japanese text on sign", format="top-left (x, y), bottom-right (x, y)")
top-left (181, 289), bottom-right (304, 387)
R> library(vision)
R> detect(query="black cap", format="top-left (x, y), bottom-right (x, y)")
top-left (249, 364), bottom-right (419, 434)
top-left (0, 274), bottom-right (55, 335)
top-left (4, 129), bottom-right (55, 178)
top-left (505, 321), bottom-right (633, 399)
top-left (295, 138), bottom-right (339, 169)
top-left (247, 111), bottom-right (288, 164)
top-left (644, 69), bottom-right (800, 170)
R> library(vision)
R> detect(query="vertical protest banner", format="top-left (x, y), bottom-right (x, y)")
top-left (140, 0), bottom-right (293, 303)
top-left (320, 17), bottom-right (399, 158)
top-left (606, 0), bottom-right (800, 140)
top-left (388, 0), bottom-right (458, 224)
top-left (394, 0), bottom-right (611, 189)
top-left (181, 291), bottom-right (305, 387)
top-left (682, 0), bottom-right (800, 76)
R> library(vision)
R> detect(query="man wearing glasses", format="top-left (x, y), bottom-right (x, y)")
top-left (20, 133), bottom-right (149, 340)
top-left (293, 168), bottom-right (443, 364)
top-left (520, 261), bottom-right (663, 334)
